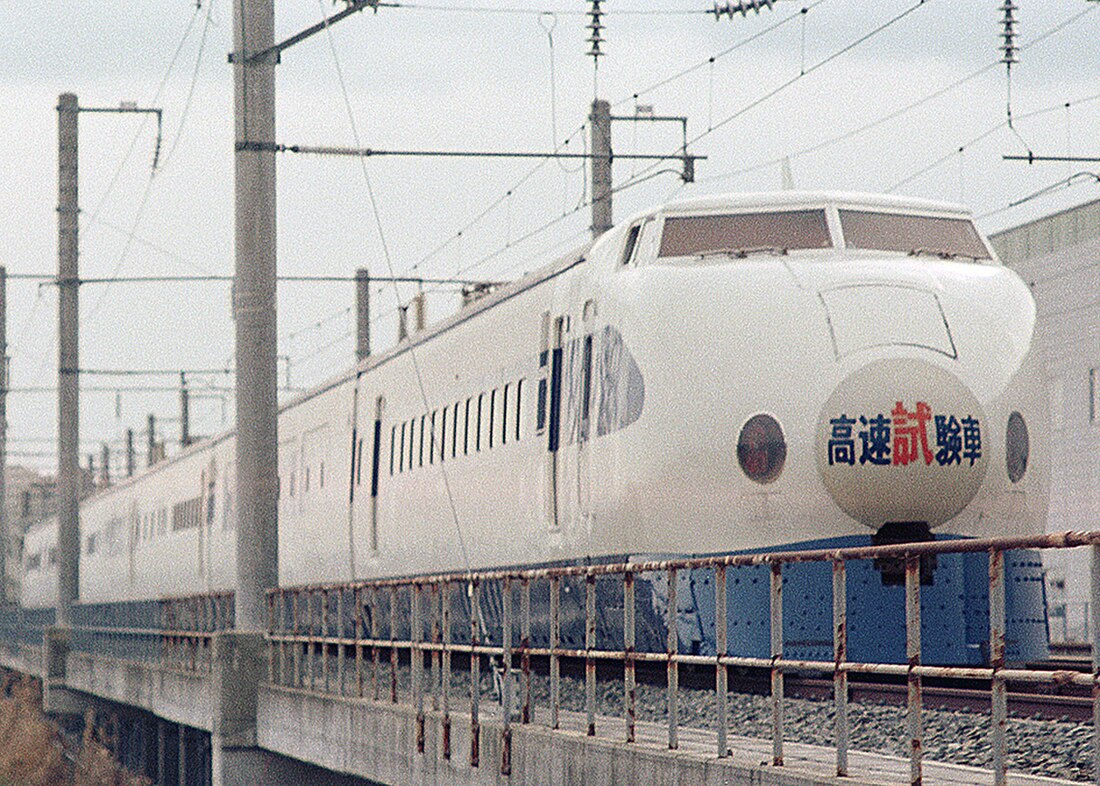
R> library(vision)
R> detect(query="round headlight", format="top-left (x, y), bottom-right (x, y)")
top-left (1006, 411), bottom-right (1029, 484)
top-left (737, 414), bottom-right (787, 484)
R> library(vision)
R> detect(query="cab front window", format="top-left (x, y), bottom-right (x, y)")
top-left (658, 209), bottom-right (832, 258)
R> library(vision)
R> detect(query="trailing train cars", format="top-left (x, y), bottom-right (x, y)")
top-left (20, 191), bottom-right (1050, 664)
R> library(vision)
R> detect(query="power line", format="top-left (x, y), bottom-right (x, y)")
top-left (18, 273), bottom-right (497, 285)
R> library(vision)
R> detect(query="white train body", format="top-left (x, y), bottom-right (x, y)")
top-left (21, 193), bottom-right (1049, 638)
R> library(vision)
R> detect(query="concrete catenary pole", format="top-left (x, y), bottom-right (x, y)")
top-left (57, 92), bottom-right (80, 627)
top-left (146, 414), bottom-right (156, 468)
top-left (233, 0), bottom-right (278, 630)
top-left (0, 266), bottom-right (7, 604)
top-left (179, 373), bottom-right (190, 448)
top-left (125, 428), bottom-right (135, 478)
top-left (355, 268), bottom-right (370, 362)
top-left (589, 98), bottom-right (612, 239)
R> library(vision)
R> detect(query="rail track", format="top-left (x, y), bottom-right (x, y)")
top-left (549, 654), bottom-right (1098, 723)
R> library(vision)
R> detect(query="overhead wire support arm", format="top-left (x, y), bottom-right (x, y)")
top-left (236, 140), bottom-right (705, 165)
top-left (80, 103), bottom-right (164, 169)
top-left (230, 0), bottom-right (398, 65)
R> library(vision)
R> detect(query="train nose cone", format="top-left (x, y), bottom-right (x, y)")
top-left (816, 358), bottom-right (988, 529)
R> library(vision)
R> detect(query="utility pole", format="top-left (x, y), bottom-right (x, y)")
top-left (100, 444), bottom-right (110, 486)
top-left (355, 268), bottom-right (370, 362)
top-left (147, 414), bottom-right (156, 468)
top-left (55, 94), bottom-right (160, 626)
top-left (590, 99), bottom-right (613, 238)
top-left (57, 93), bottom-right (80, 627)
top-left (179, 372), bottom-right (190, 448)
top-left (125, 428), bottom-right (135, 478)
top-left (0, 266), bottom-right (7, 604)
top-left (233, 0), bottom-right (278, 630)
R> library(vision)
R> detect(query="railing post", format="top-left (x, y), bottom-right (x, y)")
top-left (442, 581), bottom-right (452, 760)
top-left (1090, 544), bottom-right (1100, 786)
top-left (990, 549), bottom-right (1007, 786)
top-left (906, 554), bottom-right (923, 786)
top-left (309, 591), bottom-right (318, 691)
top-left (291, 591), bottom-right (301, 687)
top-left (501, 577), bottom-right (513, 775)
top-left (770, 562), bottom-right (784, 767)
top-left (667, 566), bottom-right (678, 750)
top-left (321, 588), bottom-right (330, 693)
top-left (521, 578), bottom-right (532, 725)
top-left (624, 570), bottom-right (636, 744)
top-left (276, 591), bottom-right (287, 687)
top-left (470, 579), bottom-right (481, 768)
top-left (266, 591), bottom-right (275, 685)
top-left (586, 574), bottom-right (596, 737)
top-left (390, 587), bottom-right (398, 704)
top-left (715, 565), bottom-right (727, 758)
top-left (336, 587), bottom-right (345, 696)
top-left (550, 575), bottom-right (561, 730)
top-left (833, 559), bottom-right (848, 777)
top-left (413, 582), bottom-right (424, 754)
top-left (371, 586), bottom-right (381, 701)
top-left (354, 587), bottom-right (364, 698)
top-left (430, 584), bottom-right (440, 712)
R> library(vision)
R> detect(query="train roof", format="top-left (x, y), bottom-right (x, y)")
top-left (87, 190), bottom-right (988, 497)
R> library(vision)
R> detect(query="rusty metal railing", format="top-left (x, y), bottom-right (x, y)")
top-left (160, 591), bottom-right (234, 672)
top-left (264, 531), bottom-right (1100, 785)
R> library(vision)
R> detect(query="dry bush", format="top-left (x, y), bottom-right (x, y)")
top-left (0, 672), bottom-right (149, 786)
top-left (0, 674), bottom-right (71, 786)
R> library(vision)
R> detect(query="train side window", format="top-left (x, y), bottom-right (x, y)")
top-left (489, 389), bottom-right (497, 449)
top-left (433, 408), bottom-right (442, 463)
top-left (580, 334), bottom-right (593, 441)
top-left (476, 394), bottom-right (484, 452)
top-left (1090, 368), bottom-right (1099, 422)
top-left (419, 414), bottom-right (426, 467)
top-left (290, 471), bottom-right (296, 498)
top-left (620, 223), bottom-right (641, 266)
top-left (501, 384), bottom-right (510, 445)
top-left (389, 427), bottom-right (396, 476)
top-left (408, 418), bottom-right (416, 470)
top-left (399, 422), bottom-right (406, 473)
top-left (452, 402), bottom-right (460, 458)
top-left (515, 379), bottom-right (524, 441)
top-left (356, 437), bottom-right (364, 485)
top-left (429, 411), bottom-right (436, 465)
top-left (464, 398), bottom-right (472, 455)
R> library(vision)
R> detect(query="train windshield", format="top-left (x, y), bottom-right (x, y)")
top-left (658, 210), bottom-right (832, 258)
top-left (839, 210), bottom-right (991, 260)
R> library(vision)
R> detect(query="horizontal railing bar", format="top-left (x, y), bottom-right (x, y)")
top-left (70, 625), bottom-right (215, 639)
top-left (259, 636), bottom-right (1100, 690)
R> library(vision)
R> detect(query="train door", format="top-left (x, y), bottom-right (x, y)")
top-left (545, 305), bottom-right (594, 533)
top-left (347, 379), bottom-right (360, 579)
top-left (545, 314), bottom-right (565, 530)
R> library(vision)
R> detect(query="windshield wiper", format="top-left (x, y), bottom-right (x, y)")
top-left (696, 246), bottom-right (789, 260)
top-left (908, 247), bottom-right (968, 260)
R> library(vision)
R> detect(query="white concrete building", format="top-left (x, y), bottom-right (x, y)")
top-left (990, 199), bottom-right (1100, 641)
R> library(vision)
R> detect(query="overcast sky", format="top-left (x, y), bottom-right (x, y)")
top-left (2, 0), bottom-right (1100, 475)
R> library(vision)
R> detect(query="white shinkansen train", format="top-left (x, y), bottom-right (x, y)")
top-left (20, 192), bottom-right (1050, 665)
